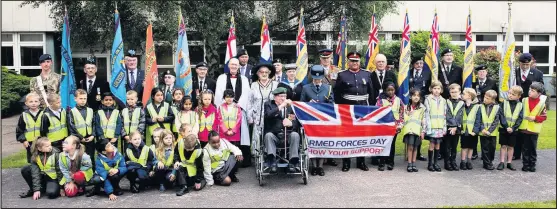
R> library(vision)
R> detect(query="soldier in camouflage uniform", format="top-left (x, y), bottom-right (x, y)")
top-left (29, 54), bottom-right (61, 108)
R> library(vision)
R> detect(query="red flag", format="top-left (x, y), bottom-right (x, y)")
top-left (143, 23), bottom-right (158, 107)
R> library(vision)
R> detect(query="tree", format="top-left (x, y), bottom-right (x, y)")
top-left (22, 1), bottom-right (399, 78)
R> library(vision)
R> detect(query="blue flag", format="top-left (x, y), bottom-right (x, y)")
top-left (175, 9), bottom-right (192, 97)
top-left (397, 10), bottom-right (411, 105)
top-left (59, 10), bottom-right (76, 109)
top-left (110, 10), bottom-right (127, 108)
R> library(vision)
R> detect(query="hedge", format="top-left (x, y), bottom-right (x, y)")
top-left (1, 67), bottom-right (31, 118)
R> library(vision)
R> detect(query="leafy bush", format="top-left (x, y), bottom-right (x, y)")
top-left (473, 46), bottom-right (501, 82)
top-left (1, 67), bottom-right (31, 118)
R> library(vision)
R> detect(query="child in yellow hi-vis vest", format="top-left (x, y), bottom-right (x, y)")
top-left (146, 87), bottom-right (175, 147)
top-left (173, 134), bottom-right (206, 196)
top-left (497, 85), bottom-right (524, 171)
top-left (16, 92), bottom-right (44, 163)
top-left (40, 93), bottom-right (69, 151)
top-left (518, 82), bottom-right (547, 172)
top-left (121, 90), bottom-right (146, 149)
top-left (170, 88), bottom-right (186, 138)
top-left (153, 129), bottom-right (178, 193)
top-left (479, 90), bottom-right (500, 170)
top-left (460, 88), bottom-right (482, 170)
top-left (423, 81), bottom-right (447, 172)
top-left (87, 138), bottom-right (127, 201)
top-left (19, 137), bottom-right (63, 199)
top-left (401, 89), bottom-right (426, 173)
top-left (125, 131), bottom-right (155, 193)
top-left (202, 131), bottom-right (243, 186)
top-left (93, 92), bottom-right (123, 151)
top-left (67, 89), bottom-right (96, 167)
top-left (58, 135), bottom-right (93, 197)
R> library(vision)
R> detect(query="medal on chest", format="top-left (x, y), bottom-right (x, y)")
top-left (96, 87), bottom-right (101, 101)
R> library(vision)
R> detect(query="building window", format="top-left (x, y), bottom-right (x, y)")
top-left (391, 33), bottom-right (401, 41)
top-left (476, 46), bottom-right (496, 53)
top-left (378, 33), bottom-right (386, 41)
top-left (450, 34), bottom-right (466, 41)
top-left (190, 45), bottom-right (204, 64)
top-left (20, 34), bottom-right (44, 42)
top-left (530, 34), bottom-right (550, 42)
top-left (155, 44), bottom-right (174, 66)
top-left (529, 46), bottom-right (549, 63)
top-left (476, 34), bottom-right (497, 42)
top-left (1, 46), bottom-right (14, 66)
top-left (20, 46), bottom-right (44, 66)
top-left (2, 34), bottom-right (13, 42)
top-left (503, 34), bottom-right (524, 42)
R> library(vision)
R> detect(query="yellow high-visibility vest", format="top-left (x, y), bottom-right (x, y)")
top-left (480, 104), bottom-right (500, 136)
top-left (519, 95), bottom-right (547, 133)
top-left (22, 111), bottom-right (43, 142)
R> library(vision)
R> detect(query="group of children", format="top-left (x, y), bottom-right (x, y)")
top-left (385, 81), bottom-right (547, 173)
top-left (16, 87), bottom-right (245, 200)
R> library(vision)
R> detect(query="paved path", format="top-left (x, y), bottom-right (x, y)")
top-left (2, 114), bottom-right (22, 157)
top-left (1, 150), bottom-right (555, 208)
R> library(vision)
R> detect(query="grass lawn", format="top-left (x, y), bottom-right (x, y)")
top-left (441, 200), bottom-right (556, 208)
top-left (1, 150), bottom-right (27, 169)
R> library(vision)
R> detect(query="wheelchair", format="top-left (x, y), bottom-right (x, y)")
top-left (253, 124), bottom-right (309, 186)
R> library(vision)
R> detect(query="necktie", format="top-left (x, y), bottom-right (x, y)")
top-left (200, 80), bottom-right (204, 90)
top-left (414, 71), bottom-right (420, 79)
top-left (522, 73), bottom-right (527, 81)
top-left (87, 80), bottom-right (93, 93)
top-left (316, 85), bottom-right (320, 92)
top-left (379, 71), bottom-right (384, 81)
top-left (277, 75), bottom-right (281, 82)
top-left (130, 71), bottom-right (136, 88)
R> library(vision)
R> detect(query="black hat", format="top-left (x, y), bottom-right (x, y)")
top-left (162, 69), bottom-right (176, 77)
top-left (411, 56), bottom-right (423, 65)
top-left (251, 63), bottom-right (276, 81)
top-left (96, 138), bottom-right (110, 154)
top-left (310, 65), bottom-right (325, 79)
top-left (283, 63), bottom-right (297, 71)
top-left (440, 48), bottom-right (453, 56)
top-left (195, 62), bottom-right (208, 69)
top-left (319, 49), bottom-right (334, 58)
top-left (475, 64), bottom-right (487, 71)
top-left (101, 92), bottom-right (114, 100)
top-left (272, 58), bottom-right (282, 64)
top-left (272, 87), bottom-right (288, 95)
top-left (126, 49), bottom-right (140, 58)
top-left (519, 53), bottom-right (532, 63)
top-left (347, 51), bottom-right (362, 61)
top-left (236, 48), bottom-right (249, 57)
top-left (39, 54), bottom-right (52, 63)
top-left (85, 55), bottom-right (96, 65)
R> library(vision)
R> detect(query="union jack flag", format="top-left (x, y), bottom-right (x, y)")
top-left (424, 10), bottom-right (440, 82)
top-left (295, 8), bottom-right (308, 86)
top-left (364, 13), bottom-right (379, 71)
top-left (224, 14), bottom-right (237, 74)
top-left (397, 9), bottom-right (411, 105)
top-left (333, 15), bottom-right (348, 71)
top-left (463, 8), bottom-right (475, 88)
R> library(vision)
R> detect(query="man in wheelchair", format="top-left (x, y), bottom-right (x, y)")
top-left (263, 87), bottom-right (301, 174)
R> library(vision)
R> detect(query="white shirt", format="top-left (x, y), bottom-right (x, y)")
top-left (165, 84), bottom-right (174, 94)
top-left (521, 68), bottom-right (531, 79)
top-left (128, 69), bottom-right (138, 84)
top-left (413, 69), bottom-right (422, 78)
top-left (478, 79), bottom-right (486, 85)
top-left (230, 78), bottom-right (237, 91)
top-left (444, 64), bottom-right (452, 71)
top-left (86, 76), bottom-right (96, 91)
top-left (50, 108), bottom-right (62, 118)
top-left (202, 138), bottom-right (242, 185)
top-left (198, 77), bottom-right (205, 90)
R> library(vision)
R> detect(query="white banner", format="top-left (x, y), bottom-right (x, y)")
top-left (306, 136), bottom-right (393, 158)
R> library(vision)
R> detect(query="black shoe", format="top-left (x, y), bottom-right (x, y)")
top-left (417, 156), bottom-right (427, 161)
top-left (427, 164), bottom-right (435, 172)
top-left (407, 165), bottom-right (413, 172)
top-left (512, 156), bottom-right (520, 160)
top-left (471, 155), bottom-right (478, 160)
top-left (311, 167), bottom-right (317, 176)
top-left (460, 162), bottom-right (467, 170)
top-left (357, 162), bottom-right (369, 171)
top-left (522, 166), bottom-right (530, 172)
top-left (507, 163), bottom-right (516, 171)
top-left (270, 163), bottom-right (278, 174)
top-left (497, 163), bottom-right (505, 170)
top-left (326, 159), bottom-right (338, 166)
top-left (387, 164), bottom-right (394, 170)
top-left (412, 166), bottom-right (419, 172)
top-left (378, 165), bottom-right (385, 171)
top-left (466, 162), bottom-right (473, 170)
top-left (19, 190), bottom-right (33, 198)
top-left (318, 167), bottom-right (325, 176)
top-left (444, 162), bottom-right (453, 171)
top-left (159, 184), bottom-right (166, 192)
top-left (437, 155), bottom-right (443, 160)
top-left (529, 166), bottom-right (536, 172)
top-left (451, 162), bottom-right (459, 171)
top-left (342, 163), bottom-right (350, 172)
top-left (114, 190), bottom-right (124, 196)
top-left (484, 164), bottom-right (495, 170)
top-left (176, 186), bottom-right (189, 196)
top-left (85, 188), bottom-right (99, 197)
top-left (231, 175), bottom-right (240, 182)
top-left (433, 163), bottom-right (442, 172)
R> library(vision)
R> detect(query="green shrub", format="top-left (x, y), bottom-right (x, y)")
top-left (473, 46), bottom-right (501, 82)
top-left (1, 67), bottom-right (31, 118)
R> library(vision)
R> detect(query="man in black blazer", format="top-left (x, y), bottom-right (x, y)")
top-left (408, 56), bottom-right (430, 161)
top-left (513, 53), bottom-right (544, 161)
top-left (78, 55), bottom-right (109, 110)
top-left (472, 65), bottom-right (498, 103)
top-left (124, 50), bottom-right (145, 106)
top-left (237, 49), bottom-right (253, 82)
top-left (370, 54), bottom-right (398, 98)
top-left (438, 48), bottom-right (463, 99)
top-left (192, 62), bottom-right (216, 108)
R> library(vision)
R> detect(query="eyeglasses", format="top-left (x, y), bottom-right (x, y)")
top-left (258, 71), bottom-right (271, 74)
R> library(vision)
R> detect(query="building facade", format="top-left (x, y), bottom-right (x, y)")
top-left (2, 1), bottom-right (556, 94)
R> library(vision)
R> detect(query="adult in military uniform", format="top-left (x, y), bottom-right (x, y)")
top-left (192, 62), bottom-right (216, 109)
top-left (300, 65), bottom-right (335, 176)
top-left (277, 64), bottom-right (304, 101)
top-left (29, 54), bottom-right (61, 108)
top-left (124, 50), bottom-right (145, 105)
top-left (237, 49), bottom-right (253, 82)
top-left (438, 48), bottom-right (463, 99)
top-left (78, 55), bottom-right (109, 110)
top-left (333, 51), bottom-right (374, 172)
top-left (272, 59), bottom-right (286, 83)
top-left (473, 64), bottom-right (498, 103)
top-left (307, 49), bottom-right (340, 86)
top-left (159, 70), bottom-right (177, 104)
top-left (370, 54), bottom-right (398, 100)
top-left (513, 53), bottom-right (544, 160)
top-left (408, 56), bottom-right (430, 161)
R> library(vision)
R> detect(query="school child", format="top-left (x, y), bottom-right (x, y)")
top-left (87, 138), bottom-right (127, 201)
top-left (497, 85), bottom-right (524, 171)
top-left (197, 90), bottom-right (221, 147)
top-left (40, 93), bottom-right (69, 151)
top-left (375, 82), bottom-right (404, 171)
top-left (149, 127), bottom-right (164, 153)
top-left (444, 84), bottom-right (464, 171)
top-left (93, 92), bottom-right (124, 151)
top-left (479, 90), bottom-right (500, 170)
top-left (175, 95), bottom-right (199, 139)
top-left (218, 89), bottom-right (242, 146)
top-left (121, 90), bottom-right (146, 147)
top-left (152, 129), bottom-right (178, 192)
top-left (401, 89), bottom-right (426, 173)
top-left (67, 89), bottom-right (96, 165)
top-left (16, 92), bottom-right (44, 163)
top-left (174, 134), bottom-right (206, 196)
top-left (171, 88), bottom-right (186, 138)
top-left (460, 88), bottom-right (482, 170)
top-left (125, 131), bottom-right (155, 193)
top-left (423, 80), bottom-right (447, 172)
top-left (146, 87), bottom-right (175, 147)
top-left (519, 82), bottom-right (548, 172)
top-left (19, 137), bottom-right (63, 199)
top-left (202, 131), bottom-right (243, 186)
top-left (58, 135), bottom-right (93, 197)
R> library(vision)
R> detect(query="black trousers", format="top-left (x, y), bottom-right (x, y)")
top-left (126, 168), bottom-right (150, 186)
top-left (439, 139), bottom-right (446, 158)
top-left (343, 157), bottom-right (365, 166)
top-left (514, 136), bottom-right (524, 159)
top-left (25, 142), bottom-right (33, 163)
top-left (480, 136), bottom-right (496, 166)
top-left (21, 165), bottom-right (60, 199)
top-left (521, 133), bottom-right (539, 167)
top-left (155, 169), bottom-right (175, 186)
top-left (239, 145), bottom-right (252, 167)
top-left (82, 140), bottom-right (96, 171)
top-left (444, 134), bottom-right (460, 162)
top-left (175, 167), bottom-right (206, 190)
top-left (91, 173), bottom-right (125, 192)
top-left (380, 134), bottom-right (397, 165)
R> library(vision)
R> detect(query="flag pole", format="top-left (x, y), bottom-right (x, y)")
top-left (115, 1), bottom-right (117, 10)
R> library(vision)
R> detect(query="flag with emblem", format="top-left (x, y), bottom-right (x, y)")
top-left (333, 15), bottom-right (348, 71)
top-left (260, 16), bottom-right (272, 64)
top-left (110, 9), bottom-right (126, 108)
top-left (292, 102), bottom-right (397, 158)
top-left (463, 7), bottom-right (474, 88)
top-left (499, 6), bottom-right (516, 101)
top-left (175, 9), bottom-right (192, 97)
top-left (397, 9), bottom-right (411, 105)
top-left (295, 8), bottom-right (308, 86)
top-left (424, 9), bottom-right (440, 82)
top-left (59, 8), bottom-right (76, 109)
top-left (364, 9), bottom-right (379, 71)
top-left (224, 13), bottom-right (236, 74)
top-left (143, 23), bottom-right (158, 108)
